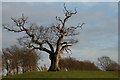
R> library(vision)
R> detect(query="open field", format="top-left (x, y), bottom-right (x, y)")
top-left (2, 71), bottom-right (119, 78)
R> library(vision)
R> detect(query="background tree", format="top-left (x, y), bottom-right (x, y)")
top-left (97, 56), bottom-right (117, 71)
top-left (107, 62), bottom-right (119, 71)
top-left (59, 57), bottom-right (100, 71)
top-left (3, 4), bottom-right (84, 71)
top-left (2, 45), bottom-right (40, 76)
top-left (21, 48), bottom-right (40, 73)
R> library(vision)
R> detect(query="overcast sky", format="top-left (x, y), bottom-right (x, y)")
top-left (1, 0), bottom-right (119, 2)
top-left (2, 2), bottom-right (118, 67)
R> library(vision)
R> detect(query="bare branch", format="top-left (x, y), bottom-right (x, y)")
top-left (60, 44), bottom-right (72, 54)
top-left (63, 3), bottom-right (77, 27)
top-left (46, 40), bottom-right (54, 53)
top-left (56, 16), bottom-right (63, 24)
top-left (67, 23), bottom-right (85, 30)
top-left (3, 25), bottom-right (24, 32)
top-left (61, 42), bottom-right (67, 45)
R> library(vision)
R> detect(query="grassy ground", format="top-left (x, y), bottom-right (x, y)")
top-left (2, 71), bottom-right (119, 78)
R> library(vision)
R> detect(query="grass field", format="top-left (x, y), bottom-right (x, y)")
top-left (2, 71), bottom-right (119, 78)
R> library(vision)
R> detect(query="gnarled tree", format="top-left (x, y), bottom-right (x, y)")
top-left (3, 4), bottom-right (84, 71)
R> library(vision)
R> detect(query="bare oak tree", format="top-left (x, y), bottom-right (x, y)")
top-left (3, 4), bottom-right (84, 71)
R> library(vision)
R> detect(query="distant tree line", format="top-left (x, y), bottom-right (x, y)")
top-left (59, 56), bottom-right (119, 71)
top-left (59, 57), bottom-right (100, 71)
top-left (2, 45), bottom-right (119, 76)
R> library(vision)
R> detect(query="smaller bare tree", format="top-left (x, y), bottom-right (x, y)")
top-left (97, 56), bottom-right (116, 71)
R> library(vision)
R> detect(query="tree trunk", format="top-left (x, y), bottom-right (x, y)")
top-left (6, 64), bottom-right (9, 76)
top-left (48, 54), bottom-right (60, 71)
top-left (16, 66), bottom-right (19, 74)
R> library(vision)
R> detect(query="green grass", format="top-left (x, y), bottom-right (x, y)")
top-left (3, 71), bottom-right (119, 78)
